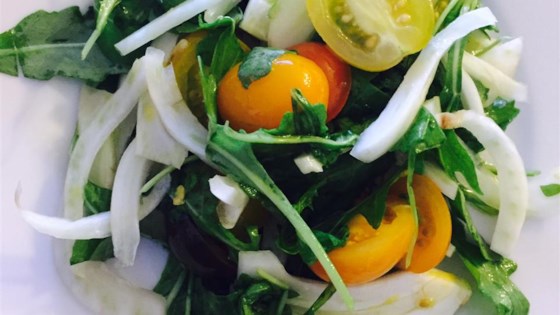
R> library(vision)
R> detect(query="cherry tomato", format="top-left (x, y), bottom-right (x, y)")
top-left (310, 203), bottom-right (415, 284)
top-left (290, 42), bottom-right (351, 121)
top-left (217, 53), bottom-right (330, 132)
top-left (390, 174), bottom-right (452, 273)
top-left (306, 0), bottom-right (435, 71)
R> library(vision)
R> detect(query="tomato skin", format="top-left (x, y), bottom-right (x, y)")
top-left (391, 175), bottom-right (452, 273)
top-left (310, 204), bottom-right (415, 285)
top-left (290, 42), bottom-right (351, 121)
top-left (306, 0), bottom-right (435, 71)
top-left (217, 53), bottom-right (329, 132)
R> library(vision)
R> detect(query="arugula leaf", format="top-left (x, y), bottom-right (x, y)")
top-left (337, 68), bottom-right (389, 122)
top-left (82, 0), bottom-right (121, 59)
top-left (303, 283), bottom-right (336, 315)
top-left (83, 181), bottom-right (112, 216)
top-left (0, 7), bottom-right (125, 84)
top-left (541, 183), bottom-right (560, 197)
top-left (392, 107), bottom-right (446, 154)
top-left (451, 191), bottom-right (529, 315)
top-left (440, 38), bottom-right (466, 112)
top-left (298, 228), bottom-right (349, 265)
top-left (238, 47), bottom-right (287, 88)
top-left (70, 238), bottom-right (114, 265)
top-left (438, 130), bottom-right (481, 193)
top-left (485, 97), bottom-right (520, 130)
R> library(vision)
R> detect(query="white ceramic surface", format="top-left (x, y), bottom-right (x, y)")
top-left (0, 0), bottom-right (558, 314)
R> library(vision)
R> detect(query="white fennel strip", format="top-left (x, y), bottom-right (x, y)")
top-left (461, 70), bottom-right (485, 113)
top-left (115, 0), bottom-right (223, 56)
top-left (19, 176), bottom-right (170, 240)
top-left (110, 139), bottom-right (153, 266)
top-left (462, 52), bottom-right (527, 102)
top-left (479, 37), bottom-right (523, 78)
top-left (351, 8), bottom-right (497, 163)
top-left (64, 60), bottom-right (146, 220)
top-left (437, 110), bottom-right (528, 256)
top-left (136, 92), bottom-right (188, 169)
top-left (143, 48), bottom-right (209, 162)
top-left (423, 162), bottom-right (459, 200)
top-left (204, 0), bottom-right (241, 23)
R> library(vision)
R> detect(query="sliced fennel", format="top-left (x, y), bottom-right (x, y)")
top-left (19, 176), bottom-right (170, 240)
top-left (143, 48), bottom-right (209, 162)
top-left (462, 52), bottom-right (527, 102)
top-left (267, 0), bottom-right (315, 48)
top-left (209, 175), bottom-right (249, 229)
top-left (294, 154), bottom-right (324, 174)
top-left (351, 8), bottom-right (497, 163)
top-left (110, 139), bottom-right (153, 266)
top-left (78, 86), bottom-right (136, 189)
top-left (436, 110), bottom-right (528, 256)
top-left (64, 59), bottom-right (146, 220)
top-left (105, 237), bottom-right (169, 291)
top-left (461, 70), bottom-right (485, 113)
top-left (239, 0), bottom-right (275, 41)
top-left (70, 261), bottom-right (166, 315)
top-left (479, 38), bottom-right (523, 78)
top-left (137, 92), bottom-right (188, 169)
top-left (115, 0), bottom-right (223, 56)
top-left (238, 251), bottom-right (471, 314)
top-left (422, 162), bottom-right (459, 200)
top-left (150, 32), bottom-right (180, 60)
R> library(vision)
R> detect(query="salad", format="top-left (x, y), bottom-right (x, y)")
top-left (1, 0), bottom-right (559, 314)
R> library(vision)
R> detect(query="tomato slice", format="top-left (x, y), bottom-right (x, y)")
top-left (310, 203), bottom-right (415, 285)
top-left (290, 42), bottom-right (351, 121)
top-left (306, 0), bottom-right (435, 71)
top-left (217, 53), bottom-right (330, 132)
top-left (390, 175), bottom-right (452, 273)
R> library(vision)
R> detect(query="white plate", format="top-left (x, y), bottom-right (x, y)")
top-left (1, 1), bottom-right (558, 314)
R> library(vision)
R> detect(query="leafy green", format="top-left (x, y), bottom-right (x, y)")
top-left (392, 107), bottom-right (446, 154)
top-left (83, 181), bottom-right (112, 216)
top-left (541, 183), bottom-right (560, 197)
top-left (81, 0), bottom-right (121, 59)
top-left (196, 17), bottom-right (245, 81)
top-left (485, 98), bottom-right (520, 130)
top-left (440, 40), bottom-right (466, 112)
top-left (451, 190), bottom-right (529, 315)
top-left (298, 228), bottom-right (349, 265)
top-left (269, 90), bottom-right (328, 137)
top-left (0, 7), bottom-right (125, 84)
top-left (70, 238), bottom-right (114, 265)
top-left (237, 47), bottom-right (287, 88)
top-left (438, 130), bottom-right (481, 193)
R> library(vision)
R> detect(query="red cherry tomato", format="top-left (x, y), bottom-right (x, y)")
top-left (290, 42), bottom-right (352, 121)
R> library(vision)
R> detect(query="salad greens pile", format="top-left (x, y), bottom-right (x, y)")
top-left (4, 0), bottom-right (557, 314)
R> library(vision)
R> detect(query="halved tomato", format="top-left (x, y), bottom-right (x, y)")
top-left (306, 0), bottom-right (435, 71)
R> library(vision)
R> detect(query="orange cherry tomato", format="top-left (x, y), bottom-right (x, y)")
top-left (390, 174), bottom-right (452, 273)
top-left (310, 203), bottom-right (415, 285)
top-left (290, 42), bottom-right (351, 121)
top-left (217, 53), bottom-right (330, 132)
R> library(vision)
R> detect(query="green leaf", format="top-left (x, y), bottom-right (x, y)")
top-left (237, 47), bottom-right (287, 88)
top-left (70, 238), bottom-right (114, 265)
top-left (0, 7), bottom-right (126, 84)
top-left (82, 0), bottom-right (121, 59)
top-left (438, 130), bottom-right (481, 193)
top-left (541, 183), bottom-right (560, 197)
top-left (83, 181), bottom-right (112, 216)
top-left (298, 228), bottom-right (349, 265)
top-left (357, 168), bottom-right (403, 229)
top-left (392, 107), bottom-right (446, 154)
top-left (451, 191), bottom-right (529, 315)
top-left (303, 283), bottom-right (336, 315)
top-left (484, 98), bottom-right (520, 130)
top-left (440, 38), bottom-right (467, 112)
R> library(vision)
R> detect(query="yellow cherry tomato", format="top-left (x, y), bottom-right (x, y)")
top-left (217, 53), bottom-right (330, 132)
top-left (390, 174), bottom-right (452, 273)
top-left (310, 203), bottom-right (415, 285)
top-left (306, 0), bottom-right (435, 71)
